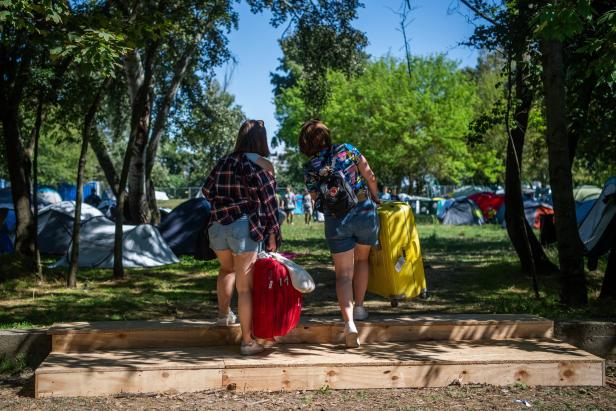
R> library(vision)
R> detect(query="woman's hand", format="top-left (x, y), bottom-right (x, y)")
top-left (266, 234), bottom-right (277, 252)
top-left (370, 191), bottom-right (381, 205)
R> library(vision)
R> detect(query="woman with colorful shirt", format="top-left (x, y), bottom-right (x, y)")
top-left (299, 120), bottom-right (381, 348)
top-left (202, 120), bottom-right (281, 356)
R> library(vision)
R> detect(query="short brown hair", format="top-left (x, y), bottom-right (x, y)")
top-left (298, 120), bottom-right (332, 157)
top-left (234, 120), bottom-right (270, 157)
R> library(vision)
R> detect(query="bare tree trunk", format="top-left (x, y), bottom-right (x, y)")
top-left (2, 107), bottom-right (36, 260)
top-left (504, 58), bottom-right (557, 278)
top-left (144, 41), bottom-right (199, 224)
top-left (68, 84), bottom-right (107, 287)
top-left (90, 128), bottom-right (120, 197)
top-left (541, 39), bottom-right (587, 307)
top-left (114, 44), bottom-right (157, 279)
top-left (600, 243), bottom-right (616, 300)
top-left (127, 118), bottom-right (150, 224)
top-left (31, 97), bottom-right (44, 278)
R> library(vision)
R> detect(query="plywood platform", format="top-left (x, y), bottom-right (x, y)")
top-left (48, 314), bottom-right (554, 353)
top-left (35, 339), bottom-right (604, 397)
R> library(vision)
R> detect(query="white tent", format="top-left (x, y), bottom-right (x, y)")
top-left (578, 177), bottom-right (616, 253)
top-left (38, 201), bottom-right (104, 254)
top-left (52, 216), bottom-right (179, 268)
top-left (37, 188), bottom-right (62, 206)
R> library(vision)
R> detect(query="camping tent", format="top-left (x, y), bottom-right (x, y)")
top-left (578, 177), bottom-right (616, 254)
top-left (52, 216), bottom-right (179, 268)
top-left (576, 199), bottom-right (597, 223)
top-left (468, 192), bottom-right (505, 221)
top-left (159, 198), bottom-right (211, 257)
top-left (573, 185), bottom-right (602, 202)
top-left (0, 188), bottom-right (13, 209)
top-left (498, 201), bottom-right (554, 229)
top-left (442, 198), bottom-right (484, 225)
top-left (524, 201), bottom-right (554, 229)
top-left (0, 230), bottom-right (12, 254)
top-left (451, 185), bottom-right (493, 198)
top-left (37, 187), bottom-right (62, 206)
top-left (37, 201), bottom-right (104, 254)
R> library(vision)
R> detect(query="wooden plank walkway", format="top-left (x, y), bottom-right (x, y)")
top-left (48, 314), bottom-right (554, 352)
top-left (36, 339), bottom-right (604, 397)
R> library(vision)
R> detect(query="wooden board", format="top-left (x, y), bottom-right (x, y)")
top-left (36, 339), bottom-right (604, 397)
top-left (49, 314), bottom-right (554, 352)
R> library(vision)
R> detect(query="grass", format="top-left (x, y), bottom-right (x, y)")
top-left (0, 219), bottom-right (614, 329)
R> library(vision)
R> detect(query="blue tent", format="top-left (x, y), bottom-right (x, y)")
top-left (0, 229), bottom-right (13, 254)
top-left (576, 199), bottom-right (596, 224)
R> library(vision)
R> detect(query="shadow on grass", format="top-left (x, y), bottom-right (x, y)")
top-left (1, 223), bottom-right (615, 327)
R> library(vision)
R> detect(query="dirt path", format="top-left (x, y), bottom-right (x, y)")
top-left (2, 368), bottom-right (616, 410)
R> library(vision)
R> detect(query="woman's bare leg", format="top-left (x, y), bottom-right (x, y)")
top-left (353, 244), bottom-right (372, 307)
top-left (332, 249), bottom-right (355, 322)
top-left (233, 251), bottom-right (257, 344)
top-left (215, 249), bottom-right (235, 316)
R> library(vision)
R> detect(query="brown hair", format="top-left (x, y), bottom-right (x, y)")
top-left (234, 120), bottom-right (270, 157)
top-left (298, 120), bottom-right (332, 157)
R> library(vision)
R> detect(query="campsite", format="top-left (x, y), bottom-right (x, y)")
top-left (1, 1), bottom-right (615, 409)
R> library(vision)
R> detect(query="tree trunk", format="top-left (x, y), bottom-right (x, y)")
top-left (504, 59), bottom-right (557, 277)
top-left (68, 84), bottom-right (107, 287)
top-left (90, 128), bottom-right (120, 197)
top-left (541, 39), bottom-right (587, 307)
top-left (31, 97), bottom-right (43, 278)
top-left (114, 44), bottom-right (158, 279)
top-left (127, 115), bottom-right (150, 224)
top-left (144, 40), bottom-right (200, 224)
top-left (600, 243), bottom-right (616, 300)
top-left (2, 107), bottom-right (36, 260)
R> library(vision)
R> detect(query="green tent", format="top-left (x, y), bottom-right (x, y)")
top-left (573, 185), bottom-right (602, 202)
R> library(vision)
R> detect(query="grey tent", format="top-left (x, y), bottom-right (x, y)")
top-left (578, 177), bottom-right (616, 255)
top-left (159, 198), bottom-right (211, 257)
top-left (52, 216), bottom-right (178, 268)
top-left (38, 201), bottom-right (103, 254)
top-left (442, 198), bottom-right (484, 225)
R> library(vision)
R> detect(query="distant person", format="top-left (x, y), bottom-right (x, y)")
top-left (299, 120), bottom-right (381, 348)
top-left (380, 186), bottom-right (391, 201)
top-left (302, 189), bottom-right (314, 225)
top-left (202, 119), bottom-right (281, 356)
top-left (391, 187), bottom-right (399, 202)
top-left (284, 186), bottom-right (296, 224)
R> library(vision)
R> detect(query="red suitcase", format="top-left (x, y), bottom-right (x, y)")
top-left (252, 257), bottom-right (302, 339)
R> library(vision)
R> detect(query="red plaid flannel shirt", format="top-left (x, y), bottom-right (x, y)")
top-left (202, 153), bottom-right (281, 244)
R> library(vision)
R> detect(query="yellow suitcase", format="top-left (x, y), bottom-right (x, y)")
top-left (368, 201), bottom-right (427, 306)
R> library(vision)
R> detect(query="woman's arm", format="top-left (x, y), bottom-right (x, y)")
top-left (357, 154), bottom-right (380, 204)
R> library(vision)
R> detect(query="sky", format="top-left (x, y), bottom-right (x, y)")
top-left (214, 0), bottom-right (480, 138)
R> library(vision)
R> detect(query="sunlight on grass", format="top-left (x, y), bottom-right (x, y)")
top-left (0, 221), bottom-right (613, 328)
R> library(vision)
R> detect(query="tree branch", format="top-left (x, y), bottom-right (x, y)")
top-left (459, 0), bottom-right (497, 25)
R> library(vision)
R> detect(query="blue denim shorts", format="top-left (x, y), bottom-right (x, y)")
top-left (208, 215), bottom-right (260, 255)
top-left (324, 198), bottom-right (380, 254)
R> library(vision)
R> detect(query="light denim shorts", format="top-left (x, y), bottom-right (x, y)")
top-left (324, 198), bottom-right (380, 254)
top-left (208, 215), bottom-right (260, 254)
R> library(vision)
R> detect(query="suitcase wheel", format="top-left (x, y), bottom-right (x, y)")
top-left (390, 299), bottom-right (399, 308)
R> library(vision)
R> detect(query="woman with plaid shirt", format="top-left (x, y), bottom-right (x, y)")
top-left (202, 120), bottom-right (281, 355)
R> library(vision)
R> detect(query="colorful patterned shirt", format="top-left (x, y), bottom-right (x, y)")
top-left (304, 144), bottom-right (366, 193)
top-left (202, 153), bottom-right (281, 244)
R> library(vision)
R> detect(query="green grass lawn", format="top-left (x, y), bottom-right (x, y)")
top-left (0, 220), bottom-right (613, 329)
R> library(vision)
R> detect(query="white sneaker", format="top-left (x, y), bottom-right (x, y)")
top-left (344, 321), bottom-right (360, 348)
top-left (353, 305), bottom-right (369, 321)
top-left (216, 310), bottom-right (237, 326)
top-left (240, 340), bottom-right (264, 356)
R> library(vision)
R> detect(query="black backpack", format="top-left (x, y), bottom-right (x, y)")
top-left (315, 148), bottom-right (358, 219)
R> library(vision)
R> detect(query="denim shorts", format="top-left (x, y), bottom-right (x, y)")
top-left (324, 198), bottom-right (380, 254)
top-left (208, 215), bottom-right (260, 255)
